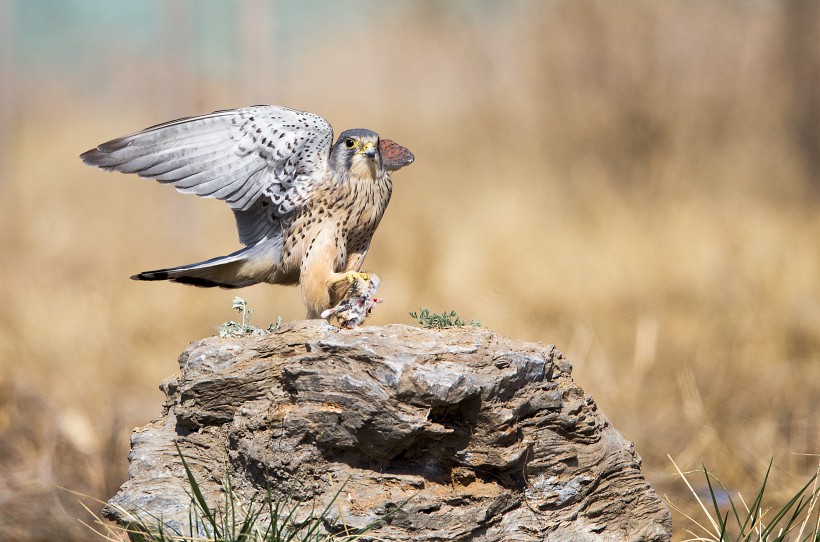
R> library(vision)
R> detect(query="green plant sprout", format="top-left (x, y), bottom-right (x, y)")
top-left (219, 297), bottom-right (284, 338)
top-left (409, 308), bottom-right (481, 329)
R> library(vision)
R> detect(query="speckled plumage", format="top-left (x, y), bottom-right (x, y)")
top-left (80, 105), bottom-right (414, 318)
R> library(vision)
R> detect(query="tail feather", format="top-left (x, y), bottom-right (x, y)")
top-left (131, 247), bottom-right (263, 289)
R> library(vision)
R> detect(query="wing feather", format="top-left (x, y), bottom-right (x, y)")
top-left (81, 106), bottom-right (334, 220)
top-left (117, 140), bottom-right (230, 176)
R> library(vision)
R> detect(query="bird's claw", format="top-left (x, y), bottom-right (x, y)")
top-left (348, 271), bottom-right (369, 284)
top-left (329, 270), bottom-right (369, 286)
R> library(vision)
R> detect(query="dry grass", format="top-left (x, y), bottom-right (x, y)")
top-left (0, 2), bottom-right (819, 540)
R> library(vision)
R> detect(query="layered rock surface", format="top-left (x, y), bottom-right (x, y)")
top-left (106, 320), bottom-right (671, 541)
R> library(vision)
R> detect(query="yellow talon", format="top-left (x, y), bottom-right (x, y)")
top-left (328, 270), bottom-right (369, 286)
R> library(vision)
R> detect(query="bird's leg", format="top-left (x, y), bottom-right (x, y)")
top-left (300, 228), bottom-right (339, 319)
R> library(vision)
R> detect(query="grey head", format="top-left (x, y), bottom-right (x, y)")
top-left (330, 128), bottom-right (414, 175)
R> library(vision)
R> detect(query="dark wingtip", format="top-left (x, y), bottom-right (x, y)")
top-left (81, 135), bottom-right (135, 167)
top-left (132, 270), bottom-right (241, 289)
top-left (80, 148), bottom-right (103, 165)
top-left (131, 271), bottom-right (169, 281)
top-left (170, 276), bottom-right (233, 288)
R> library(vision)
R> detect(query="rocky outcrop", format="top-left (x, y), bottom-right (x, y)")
top-left (106, 320), bottom-right (671, 541)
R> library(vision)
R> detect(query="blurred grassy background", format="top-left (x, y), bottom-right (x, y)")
top-left (0, 1), bottom-right (819, 540)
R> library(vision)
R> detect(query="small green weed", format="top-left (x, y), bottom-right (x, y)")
top-left (81, 443), bottom-right (397, 542)
top-left (219, 297), bottom-right (283, 338)
top-left (409, 308), bottom-right (481, 329)
top-left (667, 455), bottom-right (820, 542)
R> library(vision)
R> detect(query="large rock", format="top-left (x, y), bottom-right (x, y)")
top-left (106, 320), bottom-right (671, 541)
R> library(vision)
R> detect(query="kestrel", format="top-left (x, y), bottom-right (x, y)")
top-left (80, 105), bottom-right (414, 318)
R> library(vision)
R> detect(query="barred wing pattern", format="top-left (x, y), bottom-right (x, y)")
top-left (81, 105), bottom-right (334, 245)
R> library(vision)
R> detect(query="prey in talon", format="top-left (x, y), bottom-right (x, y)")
top-left (321, 273), bottom-right (383, 329)
top-left (80, 105), bottom-right (414, 319)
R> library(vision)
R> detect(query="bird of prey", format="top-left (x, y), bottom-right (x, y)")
top-left (80, 105), bottom-right (414, 318)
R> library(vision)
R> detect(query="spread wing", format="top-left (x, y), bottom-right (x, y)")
top-left (81, 105), bottom-right (334, 245)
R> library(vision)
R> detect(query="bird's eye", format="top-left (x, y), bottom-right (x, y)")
top-left (344, 138), bottom-right (356, 148)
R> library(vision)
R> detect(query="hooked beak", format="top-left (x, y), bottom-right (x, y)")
top-left (360, 142), bottom-right (377, 160)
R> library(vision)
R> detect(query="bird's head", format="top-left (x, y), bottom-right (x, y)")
top-left (331, 128), bottom-right (414, 180)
